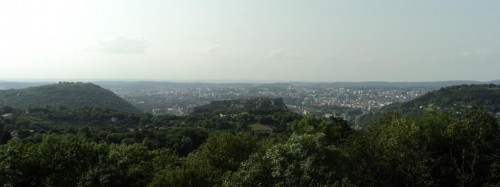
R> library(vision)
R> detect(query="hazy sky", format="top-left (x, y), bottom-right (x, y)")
top-left (1, 0), bottom-right (499, 82)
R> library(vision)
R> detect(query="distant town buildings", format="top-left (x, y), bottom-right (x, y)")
top-left (110, 84), bottom-right (433, 124)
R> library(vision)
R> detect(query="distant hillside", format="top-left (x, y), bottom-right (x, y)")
top-left (291, 80), bottom-right (487, 88)
top-left (381, 84), bottom-right (500, 113)
top-left (490, 80), bottom-right (500, 85)
top-left (357, 84), bottom-right (500, 128)
top-left (0, 82), bottom-right (139, 112)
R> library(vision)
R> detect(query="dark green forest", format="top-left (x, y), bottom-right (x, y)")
top-left (1, 105), bottom-right (500, 186)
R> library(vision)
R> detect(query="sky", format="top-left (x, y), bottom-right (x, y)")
top-left (0, 0), bottom-right (499, 82)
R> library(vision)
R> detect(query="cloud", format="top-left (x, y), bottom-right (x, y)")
top-left (460, 49), bottom-right (492, 57)
top-left (204, 45), bottom-right (221, 55)
top-left (268, 48), bottom-right (291, 59)
top-left (97, 35), bottom-right (149, 54)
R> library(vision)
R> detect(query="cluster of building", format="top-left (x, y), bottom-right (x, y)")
top-left (293, 87), bottom-right (427, 110)
top-left (193, 98), bottom-right (286, 113)
top-left (110, 84), bottom-right (434, 122)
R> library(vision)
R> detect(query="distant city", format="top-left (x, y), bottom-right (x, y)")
top-left (111, 83), bottom-right (429, 116)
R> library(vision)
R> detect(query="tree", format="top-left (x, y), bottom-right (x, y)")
top-left (225, 133), bottom-right (348, 186)
top-left (292, 115), bottom-right (352, 145)
top-left (346, 114), bottom-right (433, 186)
top-left (443, 108), bottom-right (500, 186)
top-left (225, 117), bottom-right (353, 186)
top-left (0, 135), bottom-right (106, 186)
top-left (149, 132), bottom-right (260, 186)
top-left (0, 121), bottom-right (12, 145)
top-left (0, 139), bottom-right (40, 186)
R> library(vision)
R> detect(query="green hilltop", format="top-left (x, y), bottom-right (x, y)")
top-left (357, 84), bottom-right (500, 127)
top-left (0, 82), bottom-right (139, 112)
top-left (382, 84), bottom-right (500, 114)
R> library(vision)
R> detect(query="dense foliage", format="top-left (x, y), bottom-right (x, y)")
top-left (1, 98), bottom-right (500, 186)
top-left (0, 104), bottom-right (300, 135)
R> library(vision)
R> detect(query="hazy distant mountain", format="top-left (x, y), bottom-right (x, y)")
top-left (0, 82), bottom-right (139, 112)
top-left (290, 80), bottom-right (489, 88)
top-left (490, 80), bottom-right (500, 85)
top-left (0, 82), bottom-right (52, 90)
top-left (95, 80), bottom-right (491, 90)
top-left (94, 81), bottom-right (259, 90)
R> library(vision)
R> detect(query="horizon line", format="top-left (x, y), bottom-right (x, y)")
top-left (0, 78), bottom-right (499, 84)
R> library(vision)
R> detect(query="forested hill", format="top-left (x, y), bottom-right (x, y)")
top-left (381, 84), bottom-right (500, 114)
top-left (0, 82), bottom-right (139, 112)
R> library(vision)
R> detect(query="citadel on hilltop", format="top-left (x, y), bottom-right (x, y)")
top-left (193, 97), bottom-right (287, 113)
